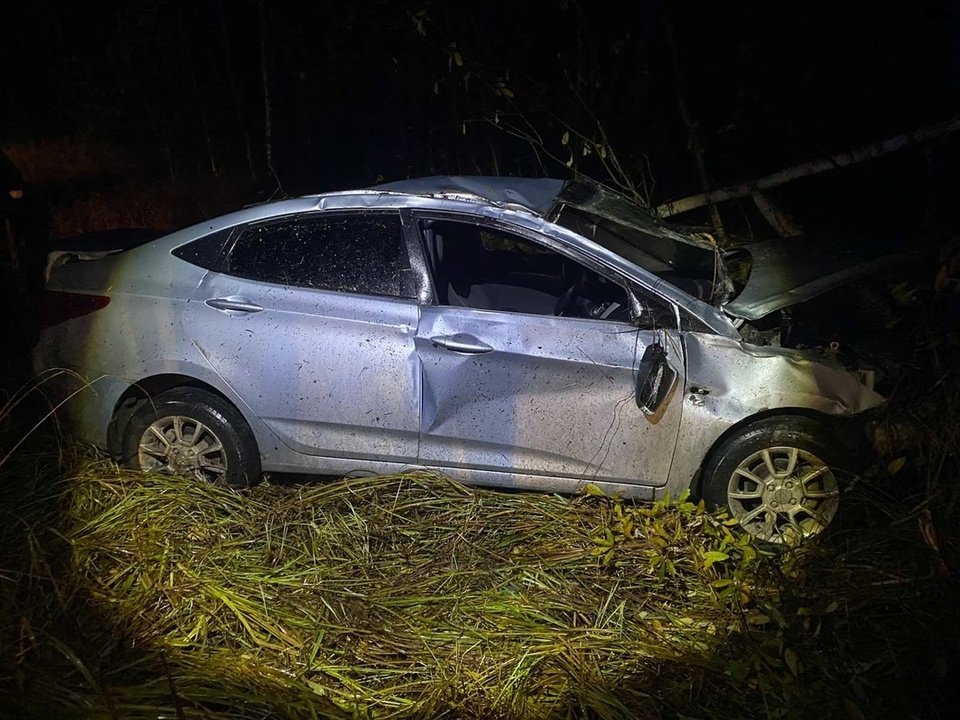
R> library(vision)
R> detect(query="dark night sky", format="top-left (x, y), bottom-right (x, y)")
top-left (2, 0), bottom-right (958, 237)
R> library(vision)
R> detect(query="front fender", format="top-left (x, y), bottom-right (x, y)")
top-left (666, 332), bottom-right (884, 492)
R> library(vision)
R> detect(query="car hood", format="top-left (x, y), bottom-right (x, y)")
top-left (723, 234), bottom-right (909, 321)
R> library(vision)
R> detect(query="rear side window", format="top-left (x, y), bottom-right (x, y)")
top-left (223, 213), bottom-right (414, 298)
top-left (172, 228), bottom-right (233, 270)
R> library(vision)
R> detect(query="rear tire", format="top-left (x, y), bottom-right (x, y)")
top-left (700, 415), bottom-right (849, 544)
top-left (122, 387), bottom-right (261, 487)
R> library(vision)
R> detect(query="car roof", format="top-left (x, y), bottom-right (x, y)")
top-left (140, 176), bottom-right (737, 338)
top-left (369, 176), bottom-right (565, 217)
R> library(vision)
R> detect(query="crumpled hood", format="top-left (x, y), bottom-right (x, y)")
top-left (722, 234), bottom-right (909, 321)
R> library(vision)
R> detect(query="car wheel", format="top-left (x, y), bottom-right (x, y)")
top-left (700, 415), bottom-right (845, 544)
top-left (122, 387), bottom-right (261, 487)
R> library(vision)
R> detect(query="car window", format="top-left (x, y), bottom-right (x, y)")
top-left (223, 213), bottom-right (415, 298)
top-left (172, 228), bottom-right (234, 270)
top-left (419, 218), bottom-right (636, 322)
top-left (556, 205), bottom-right (718, 301)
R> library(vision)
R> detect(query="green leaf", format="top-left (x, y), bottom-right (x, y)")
top-left (843, 699), bottom-right (867, 720)
top-left (887, 456), bottom-right (906, 475)
top-left (703, 551), bottom-right (729, 569)
top-left (453, 51), bottom-right (463, 67)
top-left (561, 130), bottom-right (570, 145)
top-left (583, 483), bottom-right (605, 497)
top-left (784, 647), bottom-right (802, 676)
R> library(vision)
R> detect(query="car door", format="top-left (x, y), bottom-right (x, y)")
top-left (413, 215), bottom-right (684, 486)
top-left (182, 211), bottom-right (422, 463)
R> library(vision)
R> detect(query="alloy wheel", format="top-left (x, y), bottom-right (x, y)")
top-left (726, 445), bottom-right (839, 543)
top-left (137, 415), bottom-right (228, 483)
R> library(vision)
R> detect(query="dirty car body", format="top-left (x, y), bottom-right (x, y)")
top-left (35, 176), bottom-right (886, 542)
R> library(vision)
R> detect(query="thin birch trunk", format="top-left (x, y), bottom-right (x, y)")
top-left (658, 116), bottom-right (960, 218)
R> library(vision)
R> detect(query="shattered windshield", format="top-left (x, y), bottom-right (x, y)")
top-left (553, 181), bottom-right (721, 302)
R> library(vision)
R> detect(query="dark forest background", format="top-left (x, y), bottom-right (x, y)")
top-left (2, 0), bottom-right (959, 241)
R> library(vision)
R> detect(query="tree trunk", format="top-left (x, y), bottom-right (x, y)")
top-left (213, 0), bottom-right (257, 182)
top-left (663, 15), bottom-right (727, 240)
top-left (751, 191), bottom-right (803, 237)
top-left (657, 116), bottom-right (960, 218)
top-left (258, 0), bottom-right (280, 191)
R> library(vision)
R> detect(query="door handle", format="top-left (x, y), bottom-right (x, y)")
top-left (429, 333), bottom-right (494, 354)
top-left (205, 296), bottom-right (264, 313)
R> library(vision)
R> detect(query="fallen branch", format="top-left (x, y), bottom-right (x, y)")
top-left (657, 116), bottom-right (960, 218)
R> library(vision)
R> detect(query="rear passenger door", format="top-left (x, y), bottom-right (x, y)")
top-left (182, 211), bottom-right (423, 463)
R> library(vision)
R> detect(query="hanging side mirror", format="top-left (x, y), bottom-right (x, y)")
top-left (635, 342), bottom-right (679, 417)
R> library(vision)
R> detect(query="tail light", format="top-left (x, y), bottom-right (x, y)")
top-left (40, 291), bottom-right (111, 329)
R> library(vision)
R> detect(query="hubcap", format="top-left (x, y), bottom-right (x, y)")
top-left (138, 416), bottom-right (227, 483)
top-left (727, 446), bottom-right (839, 543)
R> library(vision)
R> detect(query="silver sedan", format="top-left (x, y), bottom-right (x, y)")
top-left (34, 176), bottom-right (888, 543)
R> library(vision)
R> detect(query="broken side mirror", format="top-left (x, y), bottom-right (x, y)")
top-left (636, 342), bottom-right (679, 417)
top-left (626, 289), bottom-right (645, 325)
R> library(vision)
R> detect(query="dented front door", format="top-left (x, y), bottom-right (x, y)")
top-left (415, 306), bottom-right (684, 485)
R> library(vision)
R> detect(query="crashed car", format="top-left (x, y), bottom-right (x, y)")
top-left (34, 176), bottom-right (895, 543)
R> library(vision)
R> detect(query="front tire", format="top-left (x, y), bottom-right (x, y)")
top-left (122, 387), bottom-right (261, 487)
top-left (700, 415), bottom-right (847, 544)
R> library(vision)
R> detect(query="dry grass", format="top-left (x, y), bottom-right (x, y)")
top-left (61, 460), bottom-right (775, 718)
top-left (0, 440), bottom-right (955, 719)
top-left (44, 178), bottom-right (250, 240)
top-left (2, 137), bottom-right (140, 187)
top-left (3, 136), bottom-right (252, 240)
top-left (47, 184), bottom-right (181, 239)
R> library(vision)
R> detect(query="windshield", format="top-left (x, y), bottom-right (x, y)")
top-left (552, 181), bottom-right (722, 302)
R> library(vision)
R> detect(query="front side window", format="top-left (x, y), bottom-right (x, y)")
top-left (419, 218), bottom-right (636, 322)
top-left (223, 212), bottom-right (415, 298)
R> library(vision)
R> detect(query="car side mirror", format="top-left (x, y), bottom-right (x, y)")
top-left (626, 289), bottom-right (645, 325)
top-left (635, 342), bottom-right (679, 417)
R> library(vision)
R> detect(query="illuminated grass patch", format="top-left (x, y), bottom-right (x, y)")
top-left (1, 449), bottom-right (955, 718)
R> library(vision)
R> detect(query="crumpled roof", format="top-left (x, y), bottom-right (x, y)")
top-left (372, 176), bottom-right (565, 216)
